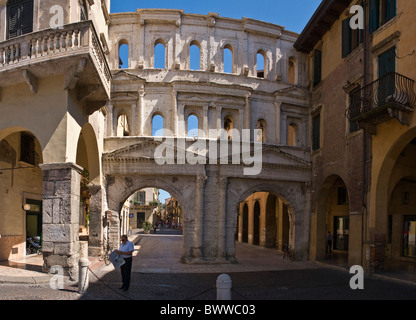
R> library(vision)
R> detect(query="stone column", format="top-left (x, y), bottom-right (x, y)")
top-left (248, 198), bottom-right (254, 245)
top-left (275, 97), bottom-right (282, 144)
top-left (106, 102), bottom-right (114, 137)
top-left (193, 175), bottom-right (207, 259)
top-left (139, 90), bottom-right (145, 136)
top-left (217, 177), bottom-right (228, 260)
top-left (40, 162), bottom-right (83, 281)
top-left (216, 105), bottom-right (222, 138)
top-left (172, 90), bottom-right (178, 136)
top-left (203, 105), bottom-right (209, 138)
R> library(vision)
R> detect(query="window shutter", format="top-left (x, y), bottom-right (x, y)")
top-left (312, 114), bottom-right (320, 151)
top-left (7, 3), bottom-right (20, 39)
top-left (313, 50), bottom-right (322, 87)
top-left (7, 0), bottom-right (33, 39)
top-left (369, 0), bottom-right (380, 33)
top-left (20, 0), bottom-right (34, 35)
top-left (386, 0), bottom-right (396, 22)
top-left (342, 18), bottom-right (351, 58)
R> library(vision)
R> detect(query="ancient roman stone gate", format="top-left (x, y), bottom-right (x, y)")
top-left (94, 9), bottom-right (312, 265)
top-left (102, 137), bottom-right (312, 263)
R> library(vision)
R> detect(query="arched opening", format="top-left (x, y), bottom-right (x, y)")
top-left (187, 114), bottom-right (199, 138)
top-left (190, 41), bottom-right (201, 71)
top-left (237, 191), bottom-right (294, 252)
top-left (288, 57), bottom-right (297, 84)
top-left (223, 44), bottom-right (233, 73)
top-left (154, 40), bottom-right (166, 69)
top-left (314, 176), bottom-right (349, 264)
top-left (118, 39), bottom-right (129, 69)
top-left (256, 50), bottom-right (266, 78)
top-left (0, 129), bottom-right (43, 261)
top-left (257, 119), bottom-right (266, 143)
top-left (152, 114), bottom-right (164, 136)
top-left (224, 115), bottom-right (234, 140)
top-left (386, 138), bottom-right (416, 262)
top-left (288, 123), bottom-right (298, 146)
top-left (116, 114), bottom-right (130, 137)
top-left (111, 186), bottom-right (184, 267)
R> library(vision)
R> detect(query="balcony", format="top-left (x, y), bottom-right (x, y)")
top-left (347, 72), bottom-right (416, 133)
top-left (0, 21), bottom-right (111, 110)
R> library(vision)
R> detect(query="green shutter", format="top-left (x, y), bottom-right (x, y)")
top-left (313, 50), bottom-right (322, 87)
top-left (342, 18), bottom-right (352, 58)
top-left (312, 114), bottom-right (320, 151)
top-left (386, 0), bottom-right (396, 22)
top-left (369, 0), bottom-right (380, 33)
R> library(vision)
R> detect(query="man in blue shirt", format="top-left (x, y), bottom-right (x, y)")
top-left (117, 235), bottom-right (134, 291)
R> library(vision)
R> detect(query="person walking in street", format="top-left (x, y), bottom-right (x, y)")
top-left (327, 231), bottom-right (333, 256)
top-left (117, 235), bottom-right (134, 291)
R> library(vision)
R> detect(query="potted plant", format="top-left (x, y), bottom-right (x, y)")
top-left (142, 221), bottom-right (152, 234)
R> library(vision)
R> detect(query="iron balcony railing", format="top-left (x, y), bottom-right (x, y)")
top-left (0, 20), bottom-right (111, 97)
top-left (347, 72), bottom-right (416, 122)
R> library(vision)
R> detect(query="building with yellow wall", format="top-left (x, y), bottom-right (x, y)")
top-left (295, 0), bottom-right (416, 272)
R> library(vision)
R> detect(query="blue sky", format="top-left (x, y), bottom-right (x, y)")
top-left (111, 0), bottom-right (322, 204)
top-left (110, 0), bottom-right (322, 34)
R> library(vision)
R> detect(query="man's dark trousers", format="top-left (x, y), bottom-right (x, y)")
top-left (120, 257), bottom-right (132, 290)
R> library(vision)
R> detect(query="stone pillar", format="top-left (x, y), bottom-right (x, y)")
top-left (275, 97), bottom-right (282, 144)
top-left (106, 102), bottom-right (114, 137)
top-left (193, 175), bottom-right (207, 259)
top-left (41, 162), bottom-right (83, 281)
top-left (87, 185), bottom-right (105, 257)
top-left (139, 90), bottom-right (145, 136)
top-left (203, 105), bottom-right (209, 138)
top-left (217, 177), bottom-right (228, 260)
top-left (216, 105), bottom-right (222, 138)
top-left (248, 198), bottom-right (254, 245)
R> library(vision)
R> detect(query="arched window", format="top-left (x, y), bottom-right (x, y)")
top-left (116, 114), bottom-right (129, 137)
top-left (152, 114), bottom-right (164, 136)
top-left (288, 57), bottom-right (297, 84)
top-left (154, 40), bottom-right (166, 69)
top-left (224, 115), bottom-right (234, 140)
top-left (257, 50), bottom-right (266, 78)
top-left (257, 119), bottom-right (266, 143)
top-left (223, 44), bottom-right (233, 73)
top-left (187, 114), bottom-right (199, 137)
top-left (118, 39), bottom-right (129, 69)
top-left (288, 123), bottom-right (298, 146)
top-left (190, 41), bottom-right (201, 71)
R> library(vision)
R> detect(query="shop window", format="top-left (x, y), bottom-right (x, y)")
top-left (403, 216), bottom-right (416, 258)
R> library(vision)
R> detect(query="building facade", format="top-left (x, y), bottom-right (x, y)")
top-left (295, 0), bottom-right (416, 272)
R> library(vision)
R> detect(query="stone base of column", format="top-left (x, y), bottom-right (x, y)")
top-left (40, 162), bottom-right (83, 281)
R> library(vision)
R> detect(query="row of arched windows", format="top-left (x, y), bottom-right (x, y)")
top-left (116, 113), bottom-right (299, 146)
top-left (118, 39), bottom-right (298, 83)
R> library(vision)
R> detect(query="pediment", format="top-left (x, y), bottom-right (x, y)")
top-left (112, 70), bottom-right (146, 83)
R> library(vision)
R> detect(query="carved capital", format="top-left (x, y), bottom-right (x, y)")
top-left (195, 175), bottom-right (207, 188)
top-left (218, 177), bottom-right (229, 189)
